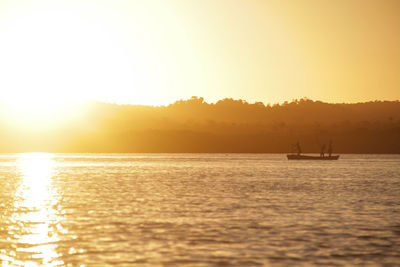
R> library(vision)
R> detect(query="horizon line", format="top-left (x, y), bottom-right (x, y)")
top-left (82, 97), bottom-right (400, 108)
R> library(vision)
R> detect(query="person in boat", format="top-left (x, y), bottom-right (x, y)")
top-left (320, 144), bottom-right (326, 157)
top-left (296, 141), bottom-right (302, 155)
top-left (328, 140), bottom-right (333, 157)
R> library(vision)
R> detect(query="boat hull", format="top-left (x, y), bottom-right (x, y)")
top-left (287, 154), bottom-right (339, 160)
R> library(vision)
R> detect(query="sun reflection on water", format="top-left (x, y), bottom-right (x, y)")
top-left (1, 153), bottom-right (65, 266)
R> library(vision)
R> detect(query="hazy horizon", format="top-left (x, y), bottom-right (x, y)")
top-left (45, 96), bottom-right (400, 107)
top-left (0, 97), bottom-right (399, 153)
top-left (1, 95), bottom-right (398, 108)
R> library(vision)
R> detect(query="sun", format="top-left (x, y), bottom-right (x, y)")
top-left (5, 95), bottom-right (68, 116)
top-left (2, 97), bottom-right (77, 130)
top-left (0, 0), bottom-right (134, 128)
top-left (0, 0), bottom-right (145, 113)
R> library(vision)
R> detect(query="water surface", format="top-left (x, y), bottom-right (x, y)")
top-left (0, 154), bottom-right (399, 266)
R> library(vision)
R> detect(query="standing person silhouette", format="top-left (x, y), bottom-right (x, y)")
top-left (328, 140), bottom-right (333, 157)
top-left (320, 144), bottom-right (326, 157)
top-left (296, 141), bottom-right (302, 155)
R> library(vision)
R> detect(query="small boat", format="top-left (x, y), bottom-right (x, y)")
top-left (287, 154), bottom-right (339, 160)
top-left (288, 140), bottom-right (339, 160)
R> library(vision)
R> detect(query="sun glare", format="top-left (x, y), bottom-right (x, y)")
top-left (0, 1), bottom-right (146, 109)
top-left (5, 96), bottom-right (68, 116)
top-left (4, 153), bottom-right (65, 266)
top-left (2, 98), bottom-right (80, 131)
top-left (0, 5), bottom-right (107, 128)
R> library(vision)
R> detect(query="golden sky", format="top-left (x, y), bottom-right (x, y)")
top-left (0, 0), bottom-right (399, 107)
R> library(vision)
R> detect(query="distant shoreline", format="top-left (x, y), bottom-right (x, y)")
top-left (1, 98), bottom-right (399, 153)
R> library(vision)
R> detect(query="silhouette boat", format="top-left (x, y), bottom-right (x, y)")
top-left (287, 154), bottom-right (339, 160)
top-left (288, 141), bottom-right (339, 160)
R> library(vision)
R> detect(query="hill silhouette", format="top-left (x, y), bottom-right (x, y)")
top-left (1, 97), bottom-right (399, 153)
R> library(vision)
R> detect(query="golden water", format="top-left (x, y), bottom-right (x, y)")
top-left (0, 154), bottom-right (399, 266)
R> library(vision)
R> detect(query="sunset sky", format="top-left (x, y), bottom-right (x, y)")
top-left (0, 0), bottom-right (399, 107)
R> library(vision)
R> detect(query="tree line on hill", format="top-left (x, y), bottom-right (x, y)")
top-left (1, 97), bottom-right (399, 153)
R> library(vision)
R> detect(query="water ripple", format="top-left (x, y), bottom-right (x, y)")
top-left (0, 154), bottom-right (399, 265)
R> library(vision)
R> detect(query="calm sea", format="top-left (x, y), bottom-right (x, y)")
top-left (0, 154), bottom-right (399, 266)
